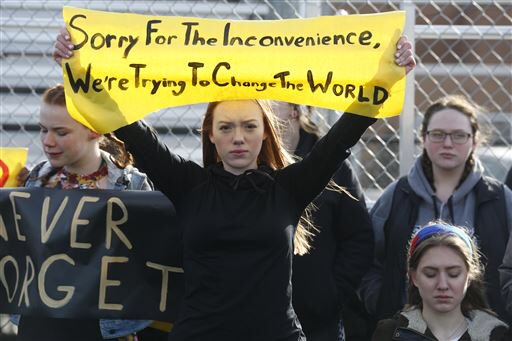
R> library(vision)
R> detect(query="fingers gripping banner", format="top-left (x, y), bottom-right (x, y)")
top-left (0, 148), bottom-right (28, 188)
top-left (62, 7), bottom-right (406, 133)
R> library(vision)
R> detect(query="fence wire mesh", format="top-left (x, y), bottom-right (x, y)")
top-left (1, 0), bottom-right (510, 191)
top-left (0, 0), bottom-right (511, 336)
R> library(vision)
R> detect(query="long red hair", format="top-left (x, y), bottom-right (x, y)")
top-left (201, 100), bottom-right (291, 170)
top-left (201, 99), bottom-right (314, 255)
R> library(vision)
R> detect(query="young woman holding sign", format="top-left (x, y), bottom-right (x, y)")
top-left (372, 222), bottom-right (510, 341)
top-left (54, 30), bottom-right (414, 340)
top-left (13, 84), bottom-right (155, 340)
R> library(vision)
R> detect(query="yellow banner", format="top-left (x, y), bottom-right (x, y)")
top-left (63, 7), bottom-right (405, 133)
top-left (0, 147), bottom-right (28, 188)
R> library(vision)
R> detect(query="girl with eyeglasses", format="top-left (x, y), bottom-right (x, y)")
top-left (360, 95), bottom-right (512, 327)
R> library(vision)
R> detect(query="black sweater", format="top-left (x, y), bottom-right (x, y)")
top-left (506, 167), bottom-right (512, 190)
top-left (292, 130), bottom-right (374, 335)
top-left (115, 113), bottom-right (375, 341)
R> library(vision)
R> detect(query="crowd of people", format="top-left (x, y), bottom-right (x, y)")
top-left (360, 95), bottom-right (512, 327)
top-left (3, 17), bottom-right (512, 341)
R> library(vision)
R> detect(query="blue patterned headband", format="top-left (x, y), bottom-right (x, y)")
top-left (409, 223), bottom-right (474, 257)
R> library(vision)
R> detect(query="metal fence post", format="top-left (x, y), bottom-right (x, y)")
top-left (301, 0), bottom-right (322, 18)
top-left (399, 0), bottom-right (416, 176)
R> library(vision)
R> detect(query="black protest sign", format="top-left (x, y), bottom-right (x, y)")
top-left (0, 188), bottom-right (183, 320)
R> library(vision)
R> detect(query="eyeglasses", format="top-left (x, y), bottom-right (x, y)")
top-left (426, 130), bottom-right (472, 144)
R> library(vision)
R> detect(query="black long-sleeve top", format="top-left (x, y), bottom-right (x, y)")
top-left (115, 113), bottom-right (375, 341)
top-left (292, 129), bottom-right (374, 334)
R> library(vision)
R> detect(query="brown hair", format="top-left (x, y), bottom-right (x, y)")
top-left (41, 84), bottom-right (133, 168)
top-left (420, 95), bottom-right (484, 190)
top-left (405, 221), bottom-right (490, 316)
top-left (201, 99), bottom-right (314, 255)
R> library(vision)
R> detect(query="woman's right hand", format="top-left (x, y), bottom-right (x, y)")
top-left (53, 28), bottom-right (73, 64)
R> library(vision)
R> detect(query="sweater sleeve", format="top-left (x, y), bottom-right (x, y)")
top-left (504, 186), bottom-right (512, 235)
top-left (500, 186), bottom-right (512, 317)
top-left (277, 113), bottom-right (376, 211)
top-left (115, 121), bottom-right (204, 205)
top-left (500, 231), bottom-right (512, 316)
top-left (370, 182), bottom-right (398, 259)
top-left (359, 181), bottom-right (397, 315)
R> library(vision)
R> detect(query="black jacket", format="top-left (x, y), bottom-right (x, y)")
top-left (375, 176), bottom-right (510, 324)
top-left (116, 113), bottom-right (375, 341)
top-left (506, 167), bottom-right (512, 190)
top-left (292, 130), bottom-right (374, 336)
top-left (372, 309), bottom-right (509, 341)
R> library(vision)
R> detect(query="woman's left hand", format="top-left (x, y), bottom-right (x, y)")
top-left (16, 166), bottom-right (30, 187)
top-left (395, 35), bottom-right (416, 75)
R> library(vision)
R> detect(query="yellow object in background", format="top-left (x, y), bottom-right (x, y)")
top-left (63, 7), bottom-right (405, 133)
top-left (0, 147), bottom-right (28, 187)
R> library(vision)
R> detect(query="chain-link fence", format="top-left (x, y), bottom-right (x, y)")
top-left (1, 0), bottom-right (511, 187)
top-left (0, 0), bottom-right (511, 333)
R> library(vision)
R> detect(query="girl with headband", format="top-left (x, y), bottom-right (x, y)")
top-left (360, 96), bottom-right (512, 326)
top-left (372, 221), bottom-right (509, 341)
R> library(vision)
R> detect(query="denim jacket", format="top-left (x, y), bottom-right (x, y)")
top-left (13, 151), bottom-right (153, 339)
